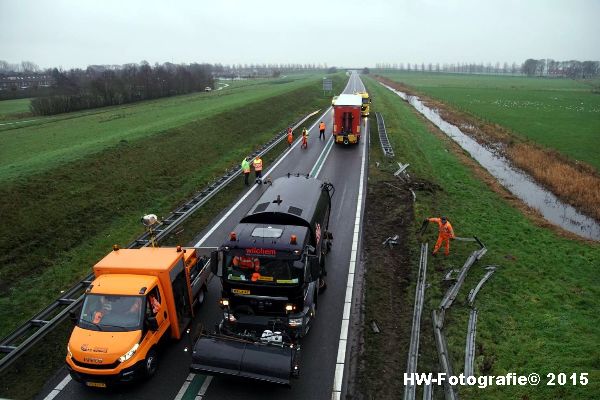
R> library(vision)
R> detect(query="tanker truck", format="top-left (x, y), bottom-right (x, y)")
top-left (190, 174), bottom-right (335, 385)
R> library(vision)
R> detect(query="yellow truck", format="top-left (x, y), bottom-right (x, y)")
top-left (66, 246), bottom-right (210, 387)
top-left (355, 91), bottom-right (371, 117)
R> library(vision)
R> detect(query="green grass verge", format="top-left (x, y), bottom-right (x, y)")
top-left (0, 73), bottom-right (328, 182)
top-left (361, 75), bottom-right (600, 399)
top-left (376, 72), bottom-right (600, 170)
top-left (0, 98), bottom-right (32, 121)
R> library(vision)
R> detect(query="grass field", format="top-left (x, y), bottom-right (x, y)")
top-left (0, 72), bottom-right (345, 341)
top-left (360, 75), bottom-right (600, 399)
top-left (0, 73), bottom-right (324, 182)
top-left (0, 98), bottom-right (31, 120)
top-left (375, 72), bottom-right (600, 171)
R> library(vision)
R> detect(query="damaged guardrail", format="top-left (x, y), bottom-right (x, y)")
top-left (431, 238), bottom-right (487, 400)
top-left (467, 266), bottom-right (496, 306)
top-left (404, 243), bottom-right (429, 400)
top-left (464, 309), bottom-right (478, 377)
top-left (375, 112), bottom-right (395, 158)
top-left (432, 309), bottom-right (457, 400)
top-left (439, 247), bottom-right (487, 320)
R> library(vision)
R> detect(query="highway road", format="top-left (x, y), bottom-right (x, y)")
top-left (38, 71), bottom-right (369, 400)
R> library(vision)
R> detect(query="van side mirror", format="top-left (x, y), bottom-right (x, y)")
top-left (147, 316), bottom-right (159, 331)
top-left (210, 250), bottom-right (223, 277)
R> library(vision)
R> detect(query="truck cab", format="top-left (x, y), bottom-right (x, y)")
top-left (355, 91), bottom-right (371, 117)
top-left (66, 247), bottom-right (210, 387)
top-left (219, 223), bottom-right (321, 338)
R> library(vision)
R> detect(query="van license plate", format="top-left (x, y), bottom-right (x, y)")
top-left (232, 289), bottom-right (250, 295)
top-left (86, 382), bottom-right (107, 388)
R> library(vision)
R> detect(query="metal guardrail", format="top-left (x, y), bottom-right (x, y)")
top-left (431, 242), bottom-right (487, 399)
top-left (432, 310), bottom-right (457, 400)
top-left (422, 382), bottom-right (433, 400)
top-left (375, 112), bottom-right (395, 157)
top-left (464, 309), bottom-right (478, 377)
top-left (404, 243), bottom-right (428, 400)
top-left (467, 266), bottom-right (496, 306)
top-left (0, 110), bottom-right (319, 372)
top-left (438, 247), bottom-right (487, 324)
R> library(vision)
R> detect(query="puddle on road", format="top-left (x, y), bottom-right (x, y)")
top-left (381, 83), bottom-right (600, 241)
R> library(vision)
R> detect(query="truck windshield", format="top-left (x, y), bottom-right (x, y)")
top-left (226, 255), bottom-right (303, 285)
top-left (79, 294), bottom-right (143, 332)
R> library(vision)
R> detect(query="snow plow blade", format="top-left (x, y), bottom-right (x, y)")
top-left (190, 334), bottom-right (298, 386)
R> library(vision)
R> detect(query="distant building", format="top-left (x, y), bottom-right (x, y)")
top-left (0, 74), bottom-right (54, 90)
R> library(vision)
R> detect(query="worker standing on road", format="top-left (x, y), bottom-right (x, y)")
top-left (425, 216), bottom-right (455, 256)
top-left (287, 127), bottom-right (293, 147)
top-left (253, 156), bottom-right (263, 183)
top-left (301, 127), bottom-right (309, 149)
top-left (241, 157), bottom-right (251, 186)
top-left (319, 121), bottom-right (326, 140)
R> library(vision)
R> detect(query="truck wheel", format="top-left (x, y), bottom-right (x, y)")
top-left (197, 286), bottom-right (207, 306)
top-left (144, 349), bottom-right (158, 378)
top-left (318, 278), bottom-right (327, 293)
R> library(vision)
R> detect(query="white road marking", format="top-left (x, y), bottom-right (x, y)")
top-left (312, 136), bottom-right (335, 178)
top-left (331, 117), bottom-right (368, 399)
top-left (174, 373), bottom-right (196, 400)
top-left (43, 374), bottom-right (72, 400)
top-left (195, 375), bottom-right (213, 399)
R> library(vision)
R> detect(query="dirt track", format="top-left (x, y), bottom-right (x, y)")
top-left (356, 179), bottom-right (417, 399)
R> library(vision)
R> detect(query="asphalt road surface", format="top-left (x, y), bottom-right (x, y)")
top-left (38, 71), bottom-right (369, 400)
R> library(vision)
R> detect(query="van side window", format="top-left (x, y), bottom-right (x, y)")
top-left (146, 287), bottom-right (162, 316)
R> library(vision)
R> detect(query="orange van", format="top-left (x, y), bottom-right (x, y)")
top-left (66, 246), bottom-right (210, 387)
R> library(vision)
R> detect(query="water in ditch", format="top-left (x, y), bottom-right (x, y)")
top-left (381, 83), bottom-right (600, 241)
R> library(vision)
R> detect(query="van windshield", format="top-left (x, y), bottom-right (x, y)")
top-left (226, 255), bottom-right (303, 285)
top-left (79, 294), bottom-right (143, 332)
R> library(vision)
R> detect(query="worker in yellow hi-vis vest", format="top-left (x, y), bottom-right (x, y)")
top-left (241, 157), bottom-right (251, 186)
top-left (253, 156), bottom-right (263, 183)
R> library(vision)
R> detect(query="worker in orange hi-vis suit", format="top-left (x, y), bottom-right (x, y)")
top-left (427, 216), bottom-right (455, 256)
top-left (287, 127), bottom-right (293, 147)
top-left (301, 127), bottom-right (309, 149)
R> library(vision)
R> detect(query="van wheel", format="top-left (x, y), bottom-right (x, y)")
top-left (144, 349), bottom-right (158, 378)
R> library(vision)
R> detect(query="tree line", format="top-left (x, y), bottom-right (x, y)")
top-left (521, 59), bottom-right (599, 78)
top-left (28, 62), bottom-right (215, 115)
top-left (1, 60), bottom-right (339, 112)
top-left (375, 59), bottom-right (600, 78)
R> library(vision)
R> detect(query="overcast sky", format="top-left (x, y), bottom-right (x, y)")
top-left (1, 0), bottom-right (599, 69)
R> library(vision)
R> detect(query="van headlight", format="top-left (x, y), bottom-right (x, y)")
top-left (288, 317), bottom-right (303, 327)
top-left (119, 343), bottom-right (139, 363)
